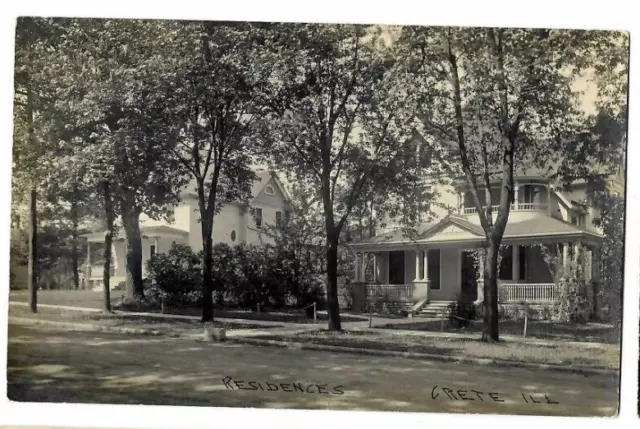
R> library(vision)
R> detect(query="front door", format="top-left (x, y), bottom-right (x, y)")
top-left (460, 250), bottom-right (478, 302)
top-left (388, 251), bottom-right (405, 285)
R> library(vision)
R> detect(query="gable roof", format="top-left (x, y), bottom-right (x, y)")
top-left (182, 169), bottom-right (291, 203)
top-left (250, 170), bottom-right (291, 202)
top-left (418, 216), bottom-right (484, 238)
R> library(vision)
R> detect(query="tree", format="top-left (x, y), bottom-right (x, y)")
top-left (44, 19), bottom-right (189, 301)
top-left (160, 21), bottom-right (267, 321)
top-left (398, 27), bottom-right (621, 342)
top-left (259, 24), bottom-right (436, 331)
top-left (13, 17), bottom-right (67, 311)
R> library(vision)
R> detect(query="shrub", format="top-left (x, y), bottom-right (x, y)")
top-left (146, 243), bottom-right (203, 307)
top-left (448, 299), bottom-right (476, 328)
top-left (554, 276), bottom-right (590, 323)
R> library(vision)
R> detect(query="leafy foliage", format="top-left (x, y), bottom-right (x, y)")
top-left (146, 244), bottom-right (203, 307)
top-left (396, 26), bottom-right (627, 341)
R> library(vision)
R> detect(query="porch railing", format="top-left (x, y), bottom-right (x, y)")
top-left (499, 283), bottom-right (556, 303)
top-left (462, 202), bottom-right (547, 215)
top-left (517, 202), bottom-right (549, 211)
top-left (365, 284), bottom-right (413, 302)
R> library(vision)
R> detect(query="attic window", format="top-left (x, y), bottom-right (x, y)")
top-left (265, 185), bottom-right (275, 195)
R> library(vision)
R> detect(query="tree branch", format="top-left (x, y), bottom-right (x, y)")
top-left (446, 29), bottom-right (491, 233)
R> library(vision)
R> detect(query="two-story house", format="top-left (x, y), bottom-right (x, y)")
top-left (348, 166), bottom-right (608, 317)
top-left (82, 170), bottom-right (290, 290)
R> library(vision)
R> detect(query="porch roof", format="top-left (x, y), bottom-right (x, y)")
top-left (81, 225), bottom-right (189, 243)
top-left (350, 214), bottom-right (603, 250)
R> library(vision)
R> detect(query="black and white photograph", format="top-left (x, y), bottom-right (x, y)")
top-left (2, 7), bottom-right (631, 424)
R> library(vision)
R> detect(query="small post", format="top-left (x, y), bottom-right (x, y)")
top-left (313, 302), bottom-right (317, 324)
top-left (523, 312), bottom-right (528, 338)
top-left (369, 304), bottom-right (373, 328)
top-left (161, 295), bottom-right (165, 314)
top-left (440, 310), bottom-right (445, 332)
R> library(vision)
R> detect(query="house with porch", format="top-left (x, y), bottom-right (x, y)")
top-left (81, 170), bottom-right (290, 290)
top-left (348, 168), bottom-right (612, 318)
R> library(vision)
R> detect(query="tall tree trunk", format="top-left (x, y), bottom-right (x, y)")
top-left (102, 181), bottom-right (114, 312)
top-left (121, 206), bottom-right (144, 300)
top-left (70, 195), bottom-right (80, 290)
top-left (27, 187), bottom-right (37, 313)
top-left (481, 240), bottom-right (500, 342)
top-left (201, 216), bottom-right (214, 322)
top-left (26, 76), bottom-right (37, 312)
top-left (325, 229), bottom-right (341, 331)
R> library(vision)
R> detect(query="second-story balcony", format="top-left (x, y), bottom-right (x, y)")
top-left (462, 202), bottom-right (549, 215)
top-left (458, 183), bottom-right (551, 216)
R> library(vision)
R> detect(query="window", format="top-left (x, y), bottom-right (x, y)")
top-left (150, 245), bottom-right (156, 257)
top-left (499, 246), bottom-right (513, 281)
top-left (254, 208), bottom-right (263, 229)
top-left (518, 246), bottom-right (526, 281)
top-left (265, 185), bottom-right (275, 195)
top-left (230, 230), bottom-right (236, 242)
top-left (571, 214), bottom-right (586, 227)
top-left (428, 249), bottom-right (441, 290)
top-left (275, 211), bottom-right (282, 227)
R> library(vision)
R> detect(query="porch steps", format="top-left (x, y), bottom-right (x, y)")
top-left (415, 301), bottom-right (454, 318)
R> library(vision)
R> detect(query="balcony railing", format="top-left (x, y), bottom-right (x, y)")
top-left (462, 202), bottom-right (548, 215)
top-left (364, 284), bottom-right (414, 302)
top-left (499, 283), bottom-right (556, 303)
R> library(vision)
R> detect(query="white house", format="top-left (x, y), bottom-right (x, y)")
top-left (82, 170), bottom-right (291, 290)
top-left (348, 165), bottom-right (620, 317)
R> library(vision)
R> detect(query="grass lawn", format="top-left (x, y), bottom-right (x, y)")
top-left (378, 318), bottom-right (620, 344)
top-left (8, 305), bottom-right (280, 335)
top-left (9, 290), bottom-right (368, 324)
top-left (10, 289), bottom-right (113, 309)
top-left (250, 330), bottom-right (620, 370)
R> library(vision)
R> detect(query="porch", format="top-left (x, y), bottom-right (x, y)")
top-left (81, 225), bottom-right (189, 290)
top-left (349, 241), bottom-right (602, 315)
top-left (354, 281), bottom-right (559, 308)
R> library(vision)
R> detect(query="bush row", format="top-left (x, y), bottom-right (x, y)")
top-left (144, 243), bottom-right (326, 310)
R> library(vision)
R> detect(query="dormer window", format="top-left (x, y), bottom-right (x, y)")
top-left (265, 185), bottom-right (275, 196)
top-left (571, 213), bottom-right (586, 227)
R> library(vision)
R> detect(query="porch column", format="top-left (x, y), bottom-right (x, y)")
top-left (514, 182), bottom-right (519, 210)
top-left (423, 250), bottom-right (428, 281)
top-left (459, 191), bottom-right (465, 215)
top-left (412, 248), bottom-right (429, 305)
top-left (477, 249), bottom-right (485, 302)
top-left (85, 241), bottom-right (91, 289)
top-left (373, 253), bottom-right (378, 283)
top-left (354, 253), bottom-right (360, 282)
top-left (512, 245), bottom-right (519, 282)
top-left (360, 252), bottom-right (367, 282)
top-left (561, 243), bottom-right (569, 273)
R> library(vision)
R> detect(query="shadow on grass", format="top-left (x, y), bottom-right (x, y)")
top-left (378, 320), bottom-right (620, 344)
top-left (6, 325), bottom-right (618, 416)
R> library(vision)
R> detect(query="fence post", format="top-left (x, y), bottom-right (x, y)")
top-left (369, 304), bottom-right (373, 328)
top-left (313, 302), bottom-right (317, 324)
top-left (523, 312), bottom-right (528, 338)
top-left (440, 310), bottom-right (445, 332)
